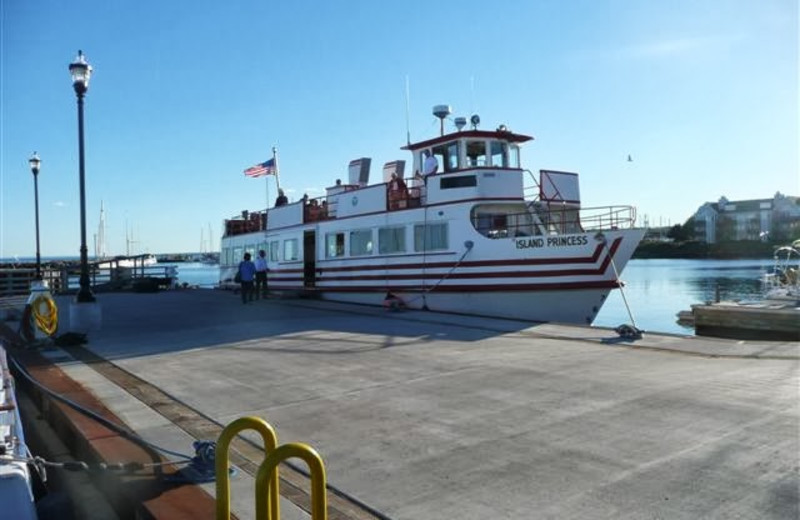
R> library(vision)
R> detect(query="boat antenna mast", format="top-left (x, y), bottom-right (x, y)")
top-left (432, 104), bottom-right (452, 136)
top-left (405, 75), bottom-right (411, 145)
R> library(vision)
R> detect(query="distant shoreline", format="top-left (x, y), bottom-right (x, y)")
top-left (633, 240), bottom-right (794, 259)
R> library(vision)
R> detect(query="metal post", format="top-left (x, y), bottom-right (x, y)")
top-left (33, 169), bottom-right (42, 279)
top-left (75, 90), bottom-right (95, 302)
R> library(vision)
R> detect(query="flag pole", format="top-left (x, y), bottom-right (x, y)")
top-left (265, 168), bottom-right (270, 214)
top-left (272, 146), bottom-right (281, 191)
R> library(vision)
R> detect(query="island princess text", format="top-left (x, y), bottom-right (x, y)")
top-left (515, 235), bottom-right (589, 249)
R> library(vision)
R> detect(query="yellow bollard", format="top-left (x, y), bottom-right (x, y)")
top-left (216, 417), bottom-right (280, 520)
top-left (256, 443), bottom-right (327, 520)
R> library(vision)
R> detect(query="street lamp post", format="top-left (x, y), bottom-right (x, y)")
top-left (69, 50), bottom-right (95, 303)
top-left (29, 152), bottom-right (42, 279)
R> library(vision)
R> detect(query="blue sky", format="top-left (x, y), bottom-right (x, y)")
top-left (1, 0), bottom-right (797, 257)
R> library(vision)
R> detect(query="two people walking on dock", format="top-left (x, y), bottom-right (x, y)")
top-left (237, 250), bottom-right (269, 303)
top-left (237, 253), bottom-right (257, 303)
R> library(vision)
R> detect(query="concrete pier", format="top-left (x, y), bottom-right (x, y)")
top-left (16, 291), bottom-right (800, 519)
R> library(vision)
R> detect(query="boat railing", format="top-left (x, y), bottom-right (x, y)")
top-left (224, 210), bottom-right (267, 236)
top-left (522, 203), bottom-right (637, 236)
top-left (387, 177), bottom-right (424, 211)
top-left (762, 244), bottom-right (800, 300)
top-left (538, 203), bottom-right (637, 233)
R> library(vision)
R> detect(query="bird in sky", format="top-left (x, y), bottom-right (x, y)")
top-left (627, 154), bottom-right (633, 162)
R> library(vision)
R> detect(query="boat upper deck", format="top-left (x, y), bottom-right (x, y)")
top-left (225, 126), bottom-right (560, 237)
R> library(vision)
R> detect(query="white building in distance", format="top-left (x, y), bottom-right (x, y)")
top-left (693, 193), bottom-right (800, 244)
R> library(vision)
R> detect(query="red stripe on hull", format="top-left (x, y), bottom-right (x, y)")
top-left (267, 280), bottom-right (620, 293)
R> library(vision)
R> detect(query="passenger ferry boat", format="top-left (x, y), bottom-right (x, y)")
top-left (220, 109), bottom-right (645, 324)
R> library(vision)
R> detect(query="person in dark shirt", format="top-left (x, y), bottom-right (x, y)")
top-left (237, 252), bottom-right (257, 303)
top-left (275, 189), bottom-right (288, 207)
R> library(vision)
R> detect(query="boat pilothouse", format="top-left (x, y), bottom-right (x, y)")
top-left (220, 107), bottom-right (645, 324)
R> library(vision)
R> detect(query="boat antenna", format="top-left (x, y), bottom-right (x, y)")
top-left (470, 75), bottom-right (476, 115)
top-left (432, 104), bottom-right (452, 136)
top-left (405, 75), bottom-right (411, 145)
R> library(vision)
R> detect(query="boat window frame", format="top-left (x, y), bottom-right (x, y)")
top-left (432, 141), bottom-right (460, 173)
top-left (489, 141), bottom-right (509, 168)
top-left (349, 228), bottom-right (374, 257)
top-left (440, 175), bottom-right (477, 189)
top-left (325, 232), bottom-right (345, 259)
top-left (470, 203), bottom-right (539, 238)
top-left (283, 238), bottom-right (299, 261)
top-left (269, 240), bottom-right (279, 261)
top-left (466, 140), bottom-right (488, 167)
top-left (378, 225), bottom-right (406, 254)
top-left (508, 144), bottom-right (521, 168)
top-left (414, 222), bottom-right (449, 252)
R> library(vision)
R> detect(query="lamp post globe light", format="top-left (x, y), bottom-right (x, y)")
top-left (29, 152), bottom-right (42, 280)
top-left (69, 50), bottom-right (95, 304)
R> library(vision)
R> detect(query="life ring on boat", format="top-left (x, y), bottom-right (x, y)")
top-left (21, 295), bottom-right (59, 341)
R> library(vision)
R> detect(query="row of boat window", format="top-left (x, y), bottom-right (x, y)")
top-left (424, 140), bottom-right (521, 173)
top-left (222, 223), bottom-right (449, 266)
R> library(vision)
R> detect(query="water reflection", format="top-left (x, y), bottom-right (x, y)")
top-left (593, 259), bottom-right (777, 335)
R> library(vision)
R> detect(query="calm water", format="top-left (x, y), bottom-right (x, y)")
top-left (175, 258), bottom-right (781, 336)
top-left (169, 262), bottom-right (221, 288)
top-left (593, 258), bottom-right (776, 335)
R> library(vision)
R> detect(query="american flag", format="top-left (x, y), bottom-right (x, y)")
top-left (244, 158), bottom-right (276, 177)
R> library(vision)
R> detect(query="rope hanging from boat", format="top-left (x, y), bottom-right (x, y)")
top-left (595, 231), bottom-right (642, 339)
top-left (403, 240), bottom-right (474, 307)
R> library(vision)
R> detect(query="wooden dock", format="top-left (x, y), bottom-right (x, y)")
top-left (693, 300), bottom-right (800, 340)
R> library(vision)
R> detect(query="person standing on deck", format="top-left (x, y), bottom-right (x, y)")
top-left (254, 249), bottom-right (269, 299)
top-left (422, 150), bottom-right (438, 176)
top-left (238, 252), bottom-right (256, 304)
top-left (275, 189), bottom-right (288, 207)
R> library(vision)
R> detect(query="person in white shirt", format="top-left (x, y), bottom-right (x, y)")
top-left (254, 249), bottom-right (269, 299)
top-left (422, 150), bottom-right (438, 176)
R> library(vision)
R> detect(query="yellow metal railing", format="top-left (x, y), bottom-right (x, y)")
top-left (257, 442), bottom-right (328, 520)
top-left (216, 416), bottom-right (280, 520)
top-left (216, 416), bottom-right (329, 520)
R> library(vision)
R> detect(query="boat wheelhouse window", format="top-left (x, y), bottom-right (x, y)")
top-left (466, 141), bottom-right (487, 167)
top-left (349, 229), bottom-right (373, 256)
top-left (269, 240), bottom-right (279, 261)
top-left (432, 141), bottom-right (460, 173)
top-left (378, 226), bottom-right (406, 254)
top-left (509, 145), bottom-right (520, 168)
top-left (325, 232), bottom-right (345, 258)
top-left (283, 239), bottom-right (299, 261)
top-left (258, 242), bottom-right (268, 256)
top-left (222, 247), bottom-right (232, 266)
top-left (232, 246), bottom-right (243, 264)
top-left (414, 222), bottom-right (449, 252)
top-left (490, 141), bottom-right (509, 167)
top-left (440, 175), bottom-right (477, 189)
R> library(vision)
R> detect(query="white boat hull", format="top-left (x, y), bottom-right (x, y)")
top-left (319, 287), bottom-right (614, 324)
top-left (222, 227), bottom-right (643, 324)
